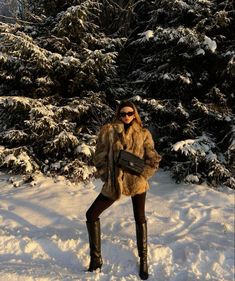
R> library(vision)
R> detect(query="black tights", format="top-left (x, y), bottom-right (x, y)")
top-left (86, 192), bottom-right (146, 224)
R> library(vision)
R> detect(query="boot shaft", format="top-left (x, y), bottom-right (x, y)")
top-left (135, 221), bottom-right (147, 259)
top-left (136, 221), bottom-right (148, 279)
top-left (86, 219), bottom-right (102, 258)
top-left (86, 219), bottom-right (103, 271)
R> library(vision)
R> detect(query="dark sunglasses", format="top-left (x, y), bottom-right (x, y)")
top-left (120, 111), bottom-right (134, 117)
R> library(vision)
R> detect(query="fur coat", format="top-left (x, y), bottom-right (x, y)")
top-left (93, 119), bottom-right (162, 200)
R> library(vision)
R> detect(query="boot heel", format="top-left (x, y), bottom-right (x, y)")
top-left (139, 258), bottom-right (148, 280)
top-left (88, 258), bottom-right (103, 272)
top-left (88, 265), bottom-right (102, 272)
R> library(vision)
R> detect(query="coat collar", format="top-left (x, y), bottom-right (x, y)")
top-left (112, 119), bottom-right (141, 134)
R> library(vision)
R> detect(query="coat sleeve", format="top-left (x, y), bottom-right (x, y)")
top-left (92, 124), bottom-right (110, 182)
top-left (141, 129), bottom-right (162, 180)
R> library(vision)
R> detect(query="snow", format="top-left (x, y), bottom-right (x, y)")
top-left (136, 30), bottom-right (154, 43)
top-left (172, 136), bottom-right (215, 157)
top-left (62, 56), bottom-right (80, 66)
top-left (172, 139), bottom-right (195, 152)
top-left (3, 151), bottom-right (36, 173)
top-left (0, 170), bottom-right (234, 280)
top-left (35, 77), bottom-right (54, 86)
top-left (178, 75), bottom-right (191, 84)
top-left (143, 30), bottom-right (154, 41)
top-left (75, 143), bottom-right (93, 157)
top-left (163, 73), bottom-right (173, 80)
top-left (185, 174), bottom-right (200, 183)
top-left (204, 36), bottom-right (217, 53)
top-left (196, 48), bottom-right (205, 56)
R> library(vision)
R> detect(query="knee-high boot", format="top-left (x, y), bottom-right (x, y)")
top-left (86, 219), bottom-right (103, 272)
top-left (136, 221), bottom-right (149, 280)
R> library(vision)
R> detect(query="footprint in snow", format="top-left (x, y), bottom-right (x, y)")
top-left (8, 205), bottom-right (15, 211)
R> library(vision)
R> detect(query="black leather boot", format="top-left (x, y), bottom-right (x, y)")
top-left (86, 219), bottom-right (103, 272)
top-left (136, 221), bottom-right (149, 280)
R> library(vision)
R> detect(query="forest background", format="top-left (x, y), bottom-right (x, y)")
top-left (0, 0), bottom-right (234, 189)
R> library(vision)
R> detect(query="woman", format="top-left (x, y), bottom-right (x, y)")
top-left (86, 100), bottom-right (162, 280)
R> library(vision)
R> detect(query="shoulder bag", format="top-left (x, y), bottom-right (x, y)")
top-left (116, 149), bottom-right (145, 176)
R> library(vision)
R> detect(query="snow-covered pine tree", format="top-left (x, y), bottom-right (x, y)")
top-left (113, 0), bottom-right (235, 188)
top-left (0, 93), bottom-right (113, 181)
top-left (0, 1), bottom-right (124, 98)
top-left (0, 0), bottom-right (124, 182)
top-left (0, 0), bottom-right (234, 189)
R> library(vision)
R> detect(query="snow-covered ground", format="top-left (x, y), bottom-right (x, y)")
top-left (0, 170), bottom-right (234, 281)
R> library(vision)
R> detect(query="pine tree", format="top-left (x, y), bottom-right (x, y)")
top-left (113, 0), bottom-right (235, 188)
top-left (0, 0), bottom-right (234, 189)
top-left (0, 0), bottom-right (122, 181)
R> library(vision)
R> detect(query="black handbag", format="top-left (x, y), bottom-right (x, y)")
top-left (116, 150), bottom-right (145, 175)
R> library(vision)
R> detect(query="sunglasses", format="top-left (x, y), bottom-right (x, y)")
top-left (120, 111), bottom-right (134, 117)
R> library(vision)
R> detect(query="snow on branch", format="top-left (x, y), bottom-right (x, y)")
top-left (171, 135), bottom-right (233, 186)
top-left (0, 146), bottom-right (39, 174)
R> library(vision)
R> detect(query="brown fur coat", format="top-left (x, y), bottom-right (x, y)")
top-left (93, 119), bottom-right (162, 200)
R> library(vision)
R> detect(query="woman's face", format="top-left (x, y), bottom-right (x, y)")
top-left (119, 106), bottom-right (135, 124)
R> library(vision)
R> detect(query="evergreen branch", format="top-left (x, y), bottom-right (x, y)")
top-left (0, 15), bottom-right (41, 25)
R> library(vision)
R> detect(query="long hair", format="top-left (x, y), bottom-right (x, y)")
top-left (112, 100), bottom-right (143, 127)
